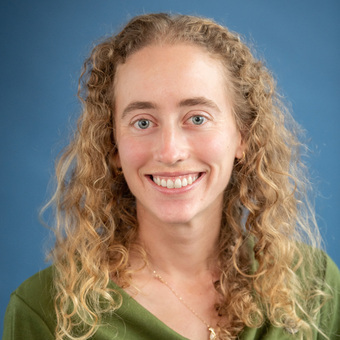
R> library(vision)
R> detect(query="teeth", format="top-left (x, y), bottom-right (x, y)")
top-left (152, 174), bottom-right (199, 189)
top-left (167, 179), bottom-right (174, 188)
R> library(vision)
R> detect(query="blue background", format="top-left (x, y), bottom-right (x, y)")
top-left (1, 0), bottom-right (339, 333)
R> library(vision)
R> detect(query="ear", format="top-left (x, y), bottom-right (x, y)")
top-left (235, 137), bottom-right (246, 160)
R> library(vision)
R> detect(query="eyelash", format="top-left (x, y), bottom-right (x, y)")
top-left (132, 114), bottom-right (208, 130)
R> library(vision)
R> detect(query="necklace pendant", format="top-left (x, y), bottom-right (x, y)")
top-left (208, 327), bottom-right (217, 340)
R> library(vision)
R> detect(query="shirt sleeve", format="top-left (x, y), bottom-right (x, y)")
top-left (2, 292), bottom-right (54, 340)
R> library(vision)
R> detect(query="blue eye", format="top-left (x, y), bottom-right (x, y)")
top-left (191, 115), bottom-right (206, 125)
top-left (136, 119), bottom-right (150, 129)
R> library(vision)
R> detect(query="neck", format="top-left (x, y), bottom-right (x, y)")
top-left (133, 204), bottom-right (222, 281)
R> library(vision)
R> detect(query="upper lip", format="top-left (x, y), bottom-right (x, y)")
top-left (147, 171), bottom-right (202, 177)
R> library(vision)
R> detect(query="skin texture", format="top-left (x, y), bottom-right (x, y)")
top-left (113, 44), bottom-right (245, 339)
top-left (115, 43), bottom-right (244, 227)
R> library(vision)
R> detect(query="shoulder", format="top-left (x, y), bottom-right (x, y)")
top-left (318, 253), bottom-right (340, 337)
top-left (14, 266), bottom-right (55, 302)
top-left (3, 266), bottom-right (56, 339)
top-left (321, 252), bottom-right (340, 284)
top-left (242, 250), bottom-right (340, 339)
top-left (293, 246), bottom-right (340, 310)
top-left (297, 248), bottom-right (340, 338)
top-left (298, 246), bottom-right (340, 285)
top-left (13, 265), bottom-right (56, 320)
top-left (315, 251), bottom-right (340, 306)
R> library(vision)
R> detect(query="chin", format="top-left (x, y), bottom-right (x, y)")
top-left (136, 197), bottom-right (215, 226)
top-left (152, 206), bottom-right (200, 225)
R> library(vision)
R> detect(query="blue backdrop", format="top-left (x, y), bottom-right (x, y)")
top-left (1, 0), bottom-right (339, 333)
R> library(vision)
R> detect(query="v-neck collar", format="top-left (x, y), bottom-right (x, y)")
top-left (108, 279), bottom-right (189, 339)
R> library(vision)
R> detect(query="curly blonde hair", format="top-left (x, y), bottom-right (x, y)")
top-left (47, 13), bottom-right (329, 339)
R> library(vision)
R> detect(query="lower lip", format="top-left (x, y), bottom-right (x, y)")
top-left (146, 173), bottom-right (205, 194)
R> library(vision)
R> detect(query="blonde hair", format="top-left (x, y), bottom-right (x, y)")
top-left (47, 13), bottom-right (329, 339)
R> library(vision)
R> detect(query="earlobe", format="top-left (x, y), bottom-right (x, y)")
top-left (235, 139), bottom-right (246, 160)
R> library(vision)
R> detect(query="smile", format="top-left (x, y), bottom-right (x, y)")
top-left (151, 173), bottom-right (200, 189)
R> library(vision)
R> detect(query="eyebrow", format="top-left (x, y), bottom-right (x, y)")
top-left (121, 101), bottom-right (157, 119)
top-left (178, 97), bottom-right (220, 112)
top-left (120, 96), bottom-right (221, 119)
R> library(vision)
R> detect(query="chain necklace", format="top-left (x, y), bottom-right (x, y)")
top-left (152, 270), bottom-right (217, 340)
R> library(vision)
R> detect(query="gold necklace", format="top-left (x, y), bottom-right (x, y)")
top-left (152, 270), bottom-right (217, 340)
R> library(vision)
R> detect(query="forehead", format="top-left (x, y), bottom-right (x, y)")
top-left (114, 43), bottom-right (232, 105)
top-left (117, 44), bottom-right (221, 77)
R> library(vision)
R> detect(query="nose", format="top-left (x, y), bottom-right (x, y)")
top-left (153, 125), bottom-right (189, 165)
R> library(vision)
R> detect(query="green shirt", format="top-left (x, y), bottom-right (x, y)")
top-left (3, 255), bottom-right (340, 339)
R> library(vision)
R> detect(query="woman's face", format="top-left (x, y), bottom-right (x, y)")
top-left (114, 44), bottom-right (244, 225)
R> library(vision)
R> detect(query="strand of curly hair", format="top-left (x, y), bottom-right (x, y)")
top-left (43, 13), bottom-right (331, 340)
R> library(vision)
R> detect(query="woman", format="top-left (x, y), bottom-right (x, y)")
top-left (3, 13), bottom-right (340, 340)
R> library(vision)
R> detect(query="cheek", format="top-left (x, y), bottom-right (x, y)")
top-left (194, 131), bottom-right (237, 164)
top-left (118, 136), bottom-right (149, 172)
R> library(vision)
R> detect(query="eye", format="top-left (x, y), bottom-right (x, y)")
top-left (190, 115), bottom-right (206, 125)
top-left (134, 119), bottom-right (151, 129)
